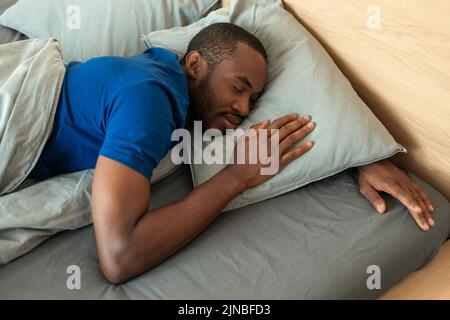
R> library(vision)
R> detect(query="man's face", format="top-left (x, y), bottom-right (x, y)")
top-left (186, 42), bottom-right (268, 133)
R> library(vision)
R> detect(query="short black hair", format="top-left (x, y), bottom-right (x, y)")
top-left (180, 22), bottom-right (267, 72)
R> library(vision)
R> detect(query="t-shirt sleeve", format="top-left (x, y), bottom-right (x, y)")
top-left (99, 83), bottom-right (176, 183)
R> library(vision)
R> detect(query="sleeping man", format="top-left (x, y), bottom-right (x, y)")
top-left (26, 23), bottom-right (435, 284)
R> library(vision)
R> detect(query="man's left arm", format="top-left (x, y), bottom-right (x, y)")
top-left (356, 159), bottom-right (435, 231)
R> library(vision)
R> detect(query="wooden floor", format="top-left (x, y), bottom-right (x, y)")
top-left (379, 240), bottom-right (450, 299)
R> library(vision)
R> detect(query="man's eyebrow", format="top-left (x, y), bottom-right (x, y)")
top-left (235, 75), bottom-right (253, 89)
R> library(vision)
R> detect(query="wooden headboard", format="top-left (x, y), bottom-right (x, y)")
top-left (222, 0), bottom-right (450, 200)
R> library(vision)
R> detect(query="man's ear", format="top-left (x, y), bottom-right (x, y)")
top-left (184, 51), bottom-right (208, 80)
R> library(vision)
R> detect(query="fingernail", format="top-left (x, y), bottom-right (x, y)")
top-left (428, 218), bottom-right (435, 227)
top-left (376, 204), bottom-right (384, 213)
top-left (423, 224), bottom-right (430, 231)
top-left (303, 115), bottom-right (310, 121)
top-left (415, 206), bottom-right (422, 213)
top-left (307, 122), bottom-right (314, 128)
top-left (429, 205), bottom-right (434, 212)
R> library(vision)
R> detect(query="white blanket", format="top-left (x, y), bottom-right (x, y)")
top-left (0, 38), bottom-right (91, 264)
top-left (0, 38), bottom-right (180, 264)
top-left (0, 38), bottom-right (65, 196)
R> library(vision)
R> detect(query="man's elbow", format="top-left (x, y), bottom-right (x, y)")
top-left (98, 242), bottom-right (133, 285)
top-left (101, 261), bottom-right (128, 285)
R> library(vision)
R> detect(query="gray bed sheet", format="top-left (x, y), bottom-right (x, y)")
top-left (0, 164), bottom-right (449, 299)
top-left (0, 0), bottom-right (27, 44)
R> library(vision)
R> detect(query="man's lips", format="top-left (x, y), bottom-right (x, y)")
top-left (221, 113), bottom-right (243, 130)
top-left (222, 116), bottom-right (237, 130)
top-left (223, 113), bottom-right (242, 125)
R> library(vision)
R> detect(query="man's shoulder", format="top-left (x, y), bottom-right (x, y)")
top-left (142, 47), bottom-right (180, 63)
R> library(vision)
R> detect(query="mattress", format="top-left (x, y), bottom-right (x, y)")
top-left (0, 0), bottom-right (27, 44)
top-left (0, 164), bottom-right (449, 299)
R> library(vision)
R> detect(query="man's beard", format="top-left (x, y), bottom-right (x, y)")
top-left (189, 73), bottom-right (214, 131)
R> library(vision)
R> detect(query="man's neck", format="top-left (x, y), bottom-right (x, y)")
top-left (184, 107), bottom-right (194, 130)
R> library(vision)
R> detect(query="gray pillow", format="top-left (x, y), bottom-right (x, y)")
top-left (0, 0), bottom-right (27, 45)
top-left (144, 0), bottom-right (407, 211)
top-left (150, 148), bottom-right (181, 184)
top-left (0, 0), bottom-right (219, 62)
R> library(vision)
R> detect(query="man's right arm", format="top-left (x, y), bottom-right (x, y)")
top-left (92, 113), bottom-right (315, 284)
top-left (93, 155), bottom-right (247, 284)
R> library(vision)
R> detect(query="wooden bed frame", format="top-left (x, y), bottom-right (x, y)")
top-left (222, 0), bottom-right (450, 299)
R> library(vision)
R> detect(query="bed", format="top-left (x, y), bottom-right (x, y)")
top-left (0, 0), bottom-right (449, 299)
top-left (0, 164), bottom-right (449, 299)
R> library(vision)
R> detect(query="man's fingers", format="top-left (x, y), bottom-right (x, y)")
top-left (359, 183), bottom-right (386, 214)
top-left (385, 184), bottom-right (431, 231)
top-left (267, 113), bottom-right (302, 131)
top-left (279, 121), bottom-right (315, 154)
top-left (386, 185), bottom-right (421, 215)
top-left (411, 181), bottom-right (434, 213)
top-left (410, 186), bottom-right (435, 227)
top-left (279, 141), bottom-right (314, 169)
top-left (250, 120), bottom-right (270, 133)
top-left (277, 116), bottom-right (313, 141)
top-left (409, 205), bottom-right (431, 231)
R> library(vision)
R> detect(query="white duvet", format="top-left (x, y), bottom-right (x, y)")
top-left (0, 38), bottom-right (92, 265)
top-left (0, 38), bottom-right (183, 265)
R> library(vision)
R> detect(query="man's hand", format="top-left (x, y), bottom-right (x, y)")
top-left (226, 113), bottom-right (315, 189)
top-left (357, 159), bottom-right (435, 231)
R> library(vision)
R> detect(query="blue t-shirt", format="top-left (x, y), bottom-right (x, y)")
top-left (28, 48), bottom-right (189, 183)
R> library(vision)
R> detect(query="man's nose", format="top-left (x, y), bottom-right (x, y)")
top-left (232, 98), bottom-right (250, 117)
